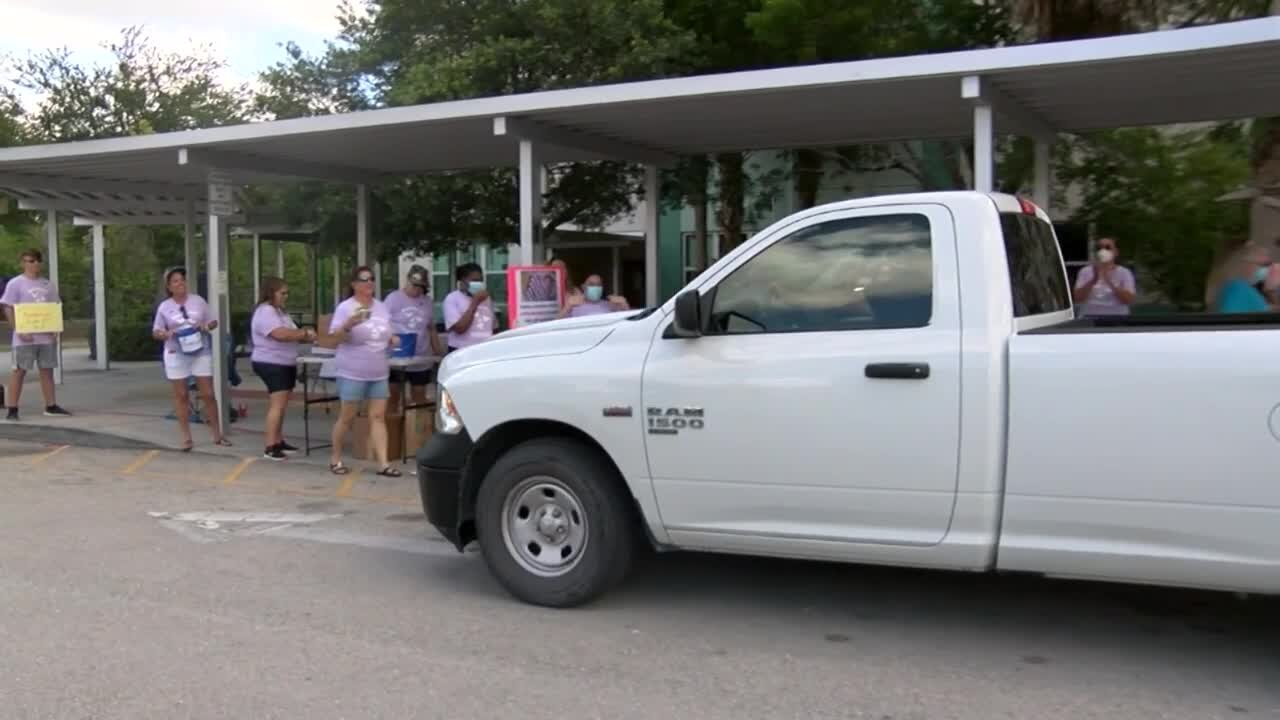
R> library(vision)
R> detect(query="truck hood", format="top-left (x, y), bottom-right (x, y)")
top-left (441, 310), bottom-right (640, 372)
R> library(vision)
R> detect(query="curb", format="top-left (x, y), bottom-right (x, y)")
top-left (0, 421), bottom-right (170, 452)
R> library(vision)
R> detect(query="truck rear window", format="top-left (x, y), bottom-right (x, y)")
top-left (1000, 213), bottom-right (1071, 317)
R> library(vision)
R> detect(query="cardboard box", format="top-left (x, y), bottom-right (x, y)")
top-left (314, 313), bottom-right (340, 349)
top-left (349, 411), bottom-right (404, 462)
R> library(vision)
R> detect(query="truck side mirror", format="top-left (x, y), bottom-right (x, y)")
top-left (671, 289), bottom-right (703, 338)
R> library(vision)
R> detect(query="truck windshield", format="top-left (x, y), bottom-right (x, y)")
top-left (1000, 213), bottom-right (1071, 318)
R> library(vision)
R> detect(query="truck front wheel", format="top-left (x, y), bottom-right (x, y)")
top-left (475, 438), bottom-right (638, 608)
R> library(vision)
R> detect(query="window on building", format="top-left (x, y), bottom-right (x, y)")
top-left (706, 214), bottom-right (933, 335)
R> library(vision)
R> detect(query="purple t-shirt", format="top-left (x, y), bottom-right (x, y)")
top-left (1, 274), bottom-right (59, 346)
top-left (443, 290), bottom-right (494, 349)
top-left (383, 289), bottom-right (433, 356)
top-left (567, 300), bottom-right (615, 318)
top-left (1074, 265), bottom-right (1136, 317)
top-left (328, 297), bottom-right (392, 382)
top-left (250, 303), bottom-right (300, 366)
top-left (152, 295), bottom-right (212, 356)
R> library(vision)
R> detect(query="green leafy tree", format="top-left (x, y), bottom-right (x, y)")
top-left (12, 26), bottom-right (248, 141)
top-left (1058, 127), bottom-right (1251, 309)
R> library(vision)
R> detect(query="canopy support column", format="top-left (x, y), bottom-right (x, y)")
top-left (276, 241), bottom-right (285, 277)
top-left (356, 184), bottom-right (369, 267)
top-left (45, 211), bottom-right (62, 385)
top-left (92, 224), bottom-right (108, 371)
top-left (972, 102), bottom-right (994, 193)
top-left (644, 165), bottom-right (660, 307)
top-left (206, 212), bottom-right (231, 432)
top-left (518, 139), bottom-right (542, 266)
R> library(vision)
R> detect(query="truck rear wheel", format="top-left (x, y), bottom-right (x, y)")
top-left (475, 437), bottom-right (638, 608)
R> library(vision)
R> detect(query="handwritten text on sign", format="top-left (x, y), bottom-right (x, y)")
top-left (14, 302), bottom-right (64, 334)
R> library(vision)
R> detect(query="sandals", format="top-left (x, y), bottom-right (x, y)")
top-left (179, 439), bottom-right (194, 452)
top-left (330, 462), bottom-right (350, 475)
top-left (213, 438), bottom-right (233, 447)
top-left (375, 466), bottom-right (403, 478)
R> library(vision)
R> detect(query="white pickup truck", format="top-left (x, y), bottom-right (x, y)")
top-left (417, 191), bottom-right (1280, 608)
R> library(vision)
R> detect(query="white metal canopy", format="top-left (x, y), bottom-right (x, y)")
top-left (0, 17), bottom-right (1275, 195)
top-left (3, 17), bottom-right (1277, 433)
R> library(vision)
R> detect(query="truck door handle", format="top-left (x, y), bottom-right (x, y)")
top-left (865, 362), bottom-right (930, 380)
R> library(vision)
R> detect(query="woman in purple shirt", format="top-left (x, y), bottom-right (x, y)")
top-left (151, 267), bottom-right (229, 451)
top-left (251, 277), bottom-right (317, 461)
top-left (327, 266), bottom-right (400, 477)
top-left (557, 273), bottom-right (631, 319)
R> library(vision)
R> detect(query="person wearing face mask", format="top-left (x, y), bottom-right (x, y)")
top-left (443, 262), bottom-right (495, 353)
top-left (1211, 242), bottom-right (1277, 313)
top-left (1072, 237), bottom-right (1136, 317)
top-left (557, 274), bottom-right (631, 319)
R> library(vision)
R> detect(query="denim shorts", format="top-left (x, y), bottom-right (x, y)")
top-left (336, 377), bottom-right (390, 403)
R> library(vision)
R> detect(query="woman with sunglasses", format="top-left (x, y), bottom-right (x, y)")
top-left (151, 267), bottom-right (230, 451)
top-left (327, 266), bottom-right (400, 477)
top-left (251, 276), bottom-right (316, 460)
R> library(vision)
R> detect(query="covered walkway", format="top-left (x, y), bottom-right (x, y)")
top-left (0, 17), bottom-right (1277, 432)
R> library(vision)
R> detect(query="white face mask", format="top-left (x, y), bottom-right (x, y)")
top-left (1096, 249), bottom-right (1115, 264)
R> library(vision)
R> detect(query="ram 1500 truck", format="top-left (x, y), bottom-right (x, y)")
top-left (417, 191), bottom-right (1280, 608)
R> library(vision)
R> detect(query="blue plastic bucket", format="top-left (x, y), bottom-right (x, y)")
top-left (391, 332), bottom-right (417, 357)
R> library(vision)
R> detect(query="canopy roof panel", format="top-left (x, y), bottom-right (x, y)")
top-left (0, 17), bottom-right (1274, 200)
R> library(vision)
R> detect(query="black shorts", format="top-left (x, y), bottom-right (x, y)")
top-left (389, 368), bottom-right (432, 386)
top-left (252, 361), bottom-right (298, 394)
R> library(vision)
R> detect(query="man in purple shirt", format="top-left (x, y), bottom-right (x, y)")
top-left (2, 248), bottom-right (71, 420)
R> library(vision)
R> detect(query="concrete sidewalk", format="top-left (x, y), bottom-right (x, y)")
top-left (0, 349), bottom-right (405, 468)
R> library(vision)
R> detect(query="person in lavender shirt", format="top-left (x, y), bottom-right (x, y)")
top-left (2, 248), bottom-right (71, 421)
top-left (1072, 237), bottom-right (1136, 317)
top-left (251, 277), bottom-right (317, 461)
top-left (327, 266), bottom-right (400, 477)
top-left (443, 263), bottom-right (495, 353)
top-left (383, 265), bottom-right (443, 411)
top-left (152, 267), bottom-right (229, 450)
top-left (557, 273), bottom-right (631, 319)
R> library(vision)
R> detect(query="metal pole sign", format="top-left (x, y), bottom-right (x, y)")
top-left (207, 170), bottom-right (236, 217)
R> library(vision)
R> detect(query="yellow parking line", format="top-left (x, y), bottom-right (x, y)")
top-left (120, 450), bottom-right (159, 476)
top-left (29, 444), bottom-right (70, 465)
top-left (334, 468), bottom-right (360, 497)
top-left (222, 457), bottom-right (256, 485)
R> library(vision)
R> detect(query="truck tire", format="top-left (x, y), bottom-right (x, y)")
top-left (475, 437), bottom-right (638, 608)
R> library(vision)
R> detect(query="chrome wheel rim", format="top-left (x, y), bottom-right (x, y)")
top-left (500, 476), bottom-right (589, 577)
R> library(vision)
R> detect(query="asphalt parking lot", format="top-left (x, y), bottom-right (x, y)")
top-left (2, 438), bottom-right (1277, 720)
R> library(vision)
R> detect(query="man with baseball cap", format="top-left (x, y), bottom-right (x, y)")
top-left (383, 265), bottom-right (444, 411)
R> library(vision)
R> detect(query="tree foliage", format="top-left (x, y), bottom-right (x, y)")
top-left (11, 26), bottom-right (248, 141)
top-left (1059, 127), bottom-right (1251, 308)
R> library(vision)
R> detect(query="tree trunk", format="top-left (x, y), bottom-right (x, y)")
top-left (715, 152), bottom-right (746, 256)
top-left (793, 148), bottom-right (823, 210)
top-left (689, 156), bottom-right (709, 272)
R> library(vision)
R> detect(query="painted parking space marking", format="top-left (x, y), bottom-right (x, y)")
top-left (120, 450), bottom-right (160, 475)
top-left (27, 444), bottom-right (70, 466)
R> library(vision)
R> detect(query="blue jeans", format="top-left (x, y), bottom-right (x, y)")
top-left (336, 378), bottom-right (389, 403)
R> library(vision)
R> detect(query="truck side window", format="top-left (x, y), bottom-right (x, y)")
top-left (1001, 213), bottom-right (1071, 317)
top-left (707, 213), bottom-right (933, 335)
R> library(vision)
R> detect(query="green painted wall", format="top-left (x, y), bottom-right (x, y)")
top-left (658, 204), bottom-right (684, 303)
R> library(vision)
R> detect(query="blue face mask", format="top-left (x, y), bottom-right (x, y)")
top-left (584, 285), bottom-right (603, 302)
top-left (1254, 266), bottom-right (1270, 285)
top-left (467, 280), bottom-right (485, 295)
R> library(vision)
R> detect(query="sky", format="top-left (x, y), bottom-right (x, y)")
top-left (1, 0), bottom-right (350, 104)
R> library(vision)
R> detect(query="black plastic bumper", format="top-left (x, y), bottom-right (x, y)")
top-left (416, 428), bottom-right (474, 551)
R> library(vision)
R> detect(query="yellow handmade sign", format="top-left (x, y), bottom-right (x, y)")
top-left (14, 302), bottom-right (64, 334)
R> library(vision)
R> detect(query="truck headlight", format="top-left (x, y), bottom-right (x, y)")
top-left (436, 386), bottom-right (464, 435)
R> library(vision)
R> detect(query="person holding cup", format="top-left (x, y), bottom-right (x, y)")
top-left (152, 267), bottom-right (229, 450)
top-left (383, 264), bottom-right (443, 411)
top-left (327, 266), bottom-right (399, 477)
top-left (251, 276), bottom-right (316, 461)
